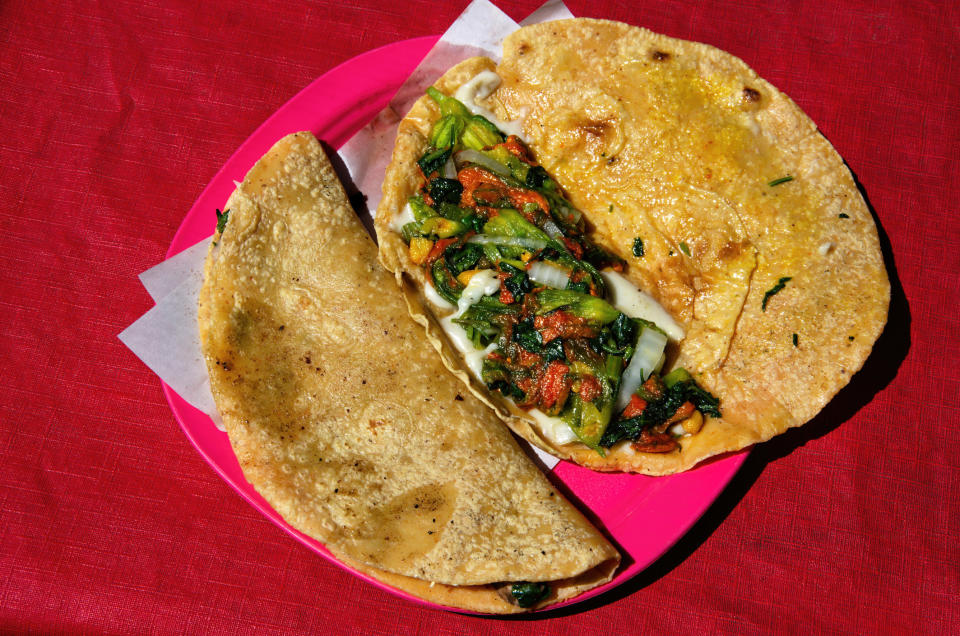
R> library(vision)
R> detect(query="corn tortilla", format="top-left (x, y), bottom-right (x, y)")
top-left (375, 19), bottom-right (889, 474)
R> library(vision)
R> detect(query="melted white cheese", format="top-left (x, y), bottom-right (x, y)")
top-left (390, 201), bottom-right (415, 234)
top-left (454, 71), bottom-right (527, 140)
top-left (454, 269), bottom-right (500, 318)
top-left (424, 281), bottom-right (455, 311)
top-left (441, 314), bottom-right (498, 379)
top-left (434, 270), bottom-right (501, 379)
top-left (528, 409), bottom-right (578, 445)
top-left (601, 270), bottom-right (685, 341)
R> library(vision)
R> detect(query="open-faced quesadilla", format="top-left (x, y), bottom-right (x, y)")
top-left (197, 132), bottom-right (619, 613)
top-left (375, 19), bottom-right (890, 475)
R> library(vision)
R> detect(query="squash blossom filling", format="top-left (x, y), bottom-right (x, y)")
top-left (400, 86), bottom-right (721, 454)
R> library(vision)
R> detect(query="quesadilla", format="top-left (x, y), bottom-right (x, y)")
top-left (198, 132), bottom-right (619, 612)
top-left (375, 19), bottom-right (889, 474)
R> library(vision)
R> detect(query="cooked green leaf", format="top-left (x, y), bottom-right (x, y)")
top-left (761, 276), bottom-right (793, 311)
top-left (510, 582), bottom-right (550, 608)
top-left (767, 175), bottom-right (794, 187)
top-left (215, 208), bottom-right (230, 235)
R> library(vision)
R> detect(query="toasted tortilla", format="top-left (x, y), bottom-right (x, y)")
top-left (198, 132), bottom-right (619, 613)
top-left (375, 19), bottom-right (889, 474)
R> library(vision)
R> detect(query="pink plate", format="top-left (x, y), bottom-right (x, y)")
top-left (163, 36), bottom-right (748, 614)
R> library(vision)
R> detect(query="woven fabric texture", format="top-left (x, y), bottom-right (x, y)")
top-left (1, 0), bottom-right (957, 633)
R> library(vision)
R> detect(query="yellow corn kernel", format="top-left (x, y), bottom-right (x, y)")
top-left (520, 251), bottom-right (532, 262)
top-left (409, 237), bottom-right (433, 265)
top-left (457, 269), bottom-right (480, 286)
top-left (681, 410), bottom-right (704, 435)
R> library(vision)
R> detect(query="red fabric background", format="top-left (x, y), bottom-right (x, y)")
top-left (2, 0), bottom-right (957, 633)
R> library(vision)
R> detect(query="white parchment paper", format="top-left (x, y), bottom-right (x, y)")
top-left (119, 0), bottom-right (574, 466)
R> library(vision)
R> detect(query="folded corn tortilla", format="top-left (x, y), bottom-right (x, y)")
top-left (197, 132), bottom-right (619, 613)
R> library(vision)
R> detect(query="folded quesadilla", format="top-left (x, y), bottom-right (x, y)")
top-left (197, 132), bottom-right (619, 612)
top-left (375, 19), bottom-right (889, 475)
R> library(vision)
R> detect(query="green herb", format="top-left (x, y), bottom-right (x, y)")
top-left (679, 241), bottom-right (691, 257)
top-left (536, 289), bottom-right (620, 324)
top-left (573, 396), bottom-right (609, 451)
top-left (430, 259), bottom-right (463, 305)
top-left (848, 336), bottom-right (855, 341)
top-left (448, 243), bottom-right (482, 274)
top-left (525, 165), bottom-right (548, 189)
top-left (608, 204), bottom-right (614, 213)
top-left (685, 381), bottom-right (722, 418)
top-left (662, 367), bottom-right (692, 388)
top-left (426, 86), bottom-right (469, 117)
top-left (462, 114), bottom-right (503, 150)
top-left (499, 262), bottom-right (533, 301)
top-left (464, 214), bottom-right (485, 233)
top-left (400, 222), bottom-right (420, 242)
top-left (611, 313), bottom-right (637, 350)
top-left (565, 279), bottom-right (589, 294)
top-left (453, 296), bottom-right (517, 347)
top-left (417, 147), bottom-right (451, 177)
top-left (483, 208), bottom-right (552, 244)
top-left (762, 276), bottom-right (792, 311)
top-left (632, 237), bottom-right (645, 257)
top-left (419, 216), bottom-right (465, 239)
top-left (482, 359), bottom-right (525, 401)
top-left (215, 208), bottom-right (230, 235)
top-left (839, 213), bottom-right (850, 219)
top-left (428, 114), bottom-right (464, 149)
top-left (408, 196), bottom-right (437, 222)
top-left (428, 177), bottom-right (463, 205)
top-left (514, 317), bottom-right (543, 353)
top-left (768, 175), bottom-right (794, 187)
top-left (436, 203), bottom-right (485, 234)
top-left (793, 333), bottom-right (799, 346)
top-left (510, 582), bottom-right (550, 608)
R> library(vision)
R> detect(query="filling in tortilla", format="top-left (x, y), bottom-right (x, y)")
top-left (397, 87), bottom-right (722, 454)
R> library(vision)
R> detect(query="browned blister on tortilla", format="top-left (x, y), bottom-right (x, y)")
top-left (198, 132), bottom-right (618, 613)
top-left (375, 19), bottom-right (889, 474)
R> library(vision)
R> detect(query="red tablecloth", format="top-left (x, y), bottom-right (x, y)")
top-left (2, 0), bottom-right (957, 633)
